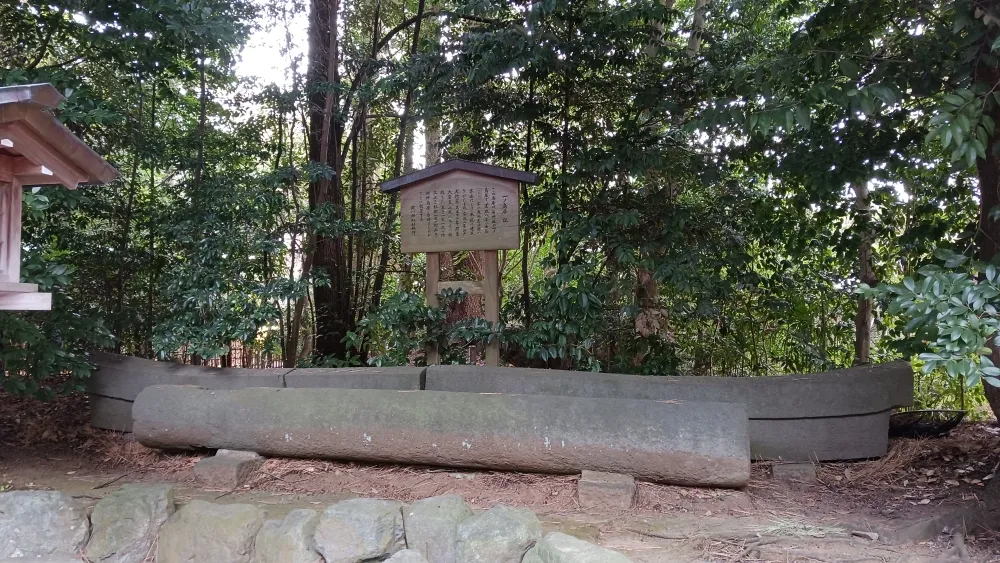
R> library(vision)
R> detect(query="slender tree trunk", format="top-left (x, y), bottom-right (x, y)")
top-left (522, 75), bottom-right (535, 327)
top-left (307, 0), bottom-right (352, 359)
top-left (557, 51), bottom-right (572, 267)
top-left (146, 80), bottom-right (158, 358)
top-left (853, 182), bottom-right (875, 365)
top-left (686, 0), bottom-right (710, 57)
top-left (194, 54), bottom-right (207, 193)
top-left (370, 0), bottom-right (426, 312)
top-left (399, 117), bottom-right (417, 291)
top-left (116, 77), bottom-right (143, 353)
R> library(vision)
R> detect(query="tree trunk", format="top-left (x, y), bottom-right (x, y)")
top-left (685, 0), bottom-right (710, 57)
top-left (370, 0), bottom-right (426, 312)
top-left (116, 78), bottom-right (143, 353)
top-left (974, 3), bottom-right (1000, 420)
top-left (853, 182), bottom-right (875, 365)
top-left (307, 0), bottom-right (352, 359)
top-left (522, 75), bottom-right (534, 327)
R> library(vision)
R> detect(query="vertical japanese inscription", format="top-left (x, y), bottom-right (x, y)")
top-left (399, 171), bottom-right (519, 253)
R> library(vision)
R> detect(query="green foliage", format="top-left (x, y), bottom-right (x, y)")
top-left (348, 289), bottom-right (494, 367)
top-left (3, 0), bottom-right (1000, 416)
top-left (861, 250), bottom-right (1000, 390)
top-left (2, 190), bottom-right (114, 398)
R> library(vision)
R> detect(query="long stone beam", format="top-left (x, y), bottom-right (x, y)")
top-left (132, 385), bottom-right (751, 487)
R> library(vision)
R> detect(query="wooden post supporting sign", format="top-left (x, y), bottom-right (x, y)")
top-left (380, 160), bottom-right (537, 366)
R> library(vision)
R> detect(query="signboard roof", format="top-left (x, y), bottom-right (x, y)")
top-left (380, 159), bottom-right (537, 193)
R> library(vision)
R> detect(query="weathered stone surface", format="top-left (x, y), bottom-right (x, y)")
top-left (313, 499), bottom-right (405, 563)
top-left (403, 494), bottom-right (472, 563)
top-left (0, 557), bottom-right (84, 563)
top-left (522, 547), bottom-right (543, 563)
top-left (425, 363), bottom-right (913, 461)
top-left (384, 549), bottom-right (430, 563)
top-left (85, 484), bottom-right (175, 563)
top-left (533, 532), bottom-right (632, 563)
top-left (771, 462), bottom-right (817, 484)
top-left (426, 362), bottom-right (913, 420)
top-left (749, 413), bottom-right (890, 462)
top-left (156, 500), bottom-right (265, 563)
top-left (284, 367), bottom-right (423, 390)
top-left (88, 351), bottom-right (289, 401)
top-left (88, 394), bottom-right (134, 432)
top-left (194, 455), bottom-right (261, 489)
top-left (0, 491), bottom-right (89, 559)
top-left (217, 449), bottom-right (262, 461)
top-left (133, 385), bottom-right (751, 486)
top-left (454, 505), bottom-right (541, 563)
top-left (577, 470), bottom-right (635, 510)
top-left (251, 509), bottom-right (321, 563)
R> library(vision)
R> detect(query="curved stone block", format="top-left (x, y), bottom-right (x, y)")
top-left (87, 352), bottom-right (288, 401)
top-left (283, 367), bottom-right (422, 390)
top-left (132, 385), bottom-right (751, 486)
top-left (425, 363), bottom-right (913, 461)
top-left (87, 353), bottom-right (423, 431)
top-left (425, 362), bottom-right (912, 419)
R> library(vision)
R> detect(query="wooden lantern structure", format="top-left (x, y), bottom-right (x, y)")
top-left (381, 159), bottom-right (538, 366)
top-left (0, 84), bottom-right (117, 310)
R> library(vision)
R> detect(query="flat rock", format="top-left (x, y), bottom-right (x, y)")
top-left (252, 509), bottom-right (322, 563)
top-left (314, 498), bottom-right (405, 563)
top-left (384, 549), bottom-right (430, 563)
top-left (85, 484), bottom-right (175, 563)
top-left (455, 505), bottom-right (541, 563)
top-left (403, 494), bottom-right (472, 563)
top-left (157, 500), bottom-right (265, 563)
top-left (0, 491), bottom-right (89, 559)
top-left (217, 449), bottom-right (263, 461)
top-left (194, 455), bottom-right (261, 489)
top-left (577, 470), bottom-right (635, 510)
top-left (532, 532), bottom-right (632, 562)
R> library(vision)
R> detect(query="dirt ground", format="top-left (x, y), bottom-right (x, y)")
top-left (2, 391), bottom-right (999, 562)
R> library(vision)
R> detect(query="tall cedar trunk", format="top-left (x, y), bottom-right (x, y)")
top-left (370, 0), bottom-right (426, 312)
top-left (975, 1), bottom-right (1000, 420)
top-left (308, 0), bottom-right (352, 358)
top-left (146, 81), bottom-right (157, 357)
top-left (194, 54), bottom-right (207, 194)
top-left (853, 183), bottom-right (875, 365)
top-left (116, 77), bottom-right (142, 353)
top-left (522, 76), bottom-right (534, 327)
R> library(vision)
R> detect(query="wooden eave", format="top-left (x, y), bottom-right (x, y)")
top-left (380, 159), bottom-right (538, 193)
top-left (0, 83), bottom-right (118, 188)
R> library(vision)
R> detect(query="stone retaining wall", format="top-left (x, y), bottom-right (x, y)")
top-left (0, 488), bottom-right (632, 563)
top-left (87, 353), bottom-right (913, 461)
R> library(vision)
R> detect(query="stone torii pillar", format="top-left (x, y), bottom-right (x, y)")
top-left (0, 83), bottom-right (117, 310)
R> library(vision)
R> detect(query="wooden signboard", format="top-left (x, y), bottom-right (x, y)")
top-left (382, 160), bottom-right (537, 366)
top-left (399, 170), bottom-right (520, 253)
top-left (0, 84), bottom-right (117, 310)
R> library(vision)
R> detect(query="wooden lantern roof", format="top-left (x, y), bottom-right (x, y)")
top-left (0, 83), bottom-right (118, 189)
top-left (380, 159), bottom-right (538, 193)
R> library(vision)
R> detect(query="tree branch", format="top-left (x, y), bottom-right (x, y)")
top-left (375, 10), bottom-right (503, 54)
